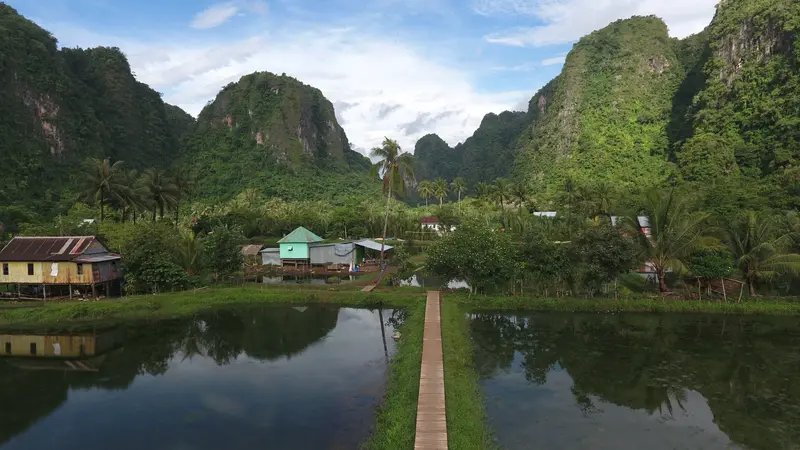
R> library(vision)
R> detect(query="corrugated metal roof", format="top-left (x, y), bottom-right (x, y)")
top-left (278, 227), bottom-right (323, 243)
top-left (355, 239), bottom-right (393, 251)
top-left (0, 236), bottom-right (105, 262)
top-left (241, 244), bottom-right (264, 256)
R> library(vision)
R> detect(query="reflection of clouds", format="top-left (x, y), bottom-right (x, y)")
top-left (481, 346), bottom-right (741, 449)
top-left (201, 393), bottom-right (246, 418)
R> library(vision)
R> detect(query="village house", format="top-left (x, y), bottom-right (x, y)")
top-left (420, 216), bottom-right (455, 235)
top-left (260, 226), bottom-right (392, 272)
top-left (0, 236), bottom-right (122, 300)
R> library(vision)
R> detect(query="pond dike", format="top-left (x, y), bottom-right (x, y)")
top-left (414, 291), bottom-right (448, 449)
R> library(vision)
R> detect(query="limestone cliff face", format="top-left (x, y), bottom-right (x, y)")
top-left (689, 0), bottom-right (800, 175)
top-left (0, 4), bottom-right (191, 208)
top-left (194, 72), bottom-right (352, 166)
top-left (515, 16), bottom-right (685, 194)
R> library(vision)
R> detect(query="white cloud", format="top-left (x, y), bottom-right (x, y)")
top-left (481, 0), bottom-right (719, 47)
top-left (191, 1), bottom-right (268, 29)
top-left (49, 24), bottom-right (526, 154)
top-left (540, 53), bottom-right (566, 66)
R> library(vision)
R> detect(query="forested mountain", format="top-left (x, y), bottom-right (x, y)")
top-left (0, 3), bottom-right (377, 218)
top-left (0, 4), bottom-right (192, 211)
top-left (413, 110), bottom-right (529, 188)
top-left (415, 0), bottom-right (798, 211)
top-left (181, 71), bottom-right (374, 201)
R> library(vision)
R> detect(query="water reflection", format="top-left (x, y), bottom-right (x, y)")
top-left (0, 306), bottom-right (401, 450)
top-left (402, 274), bottom-right (469, 290)
top-left (470, 313), bottom-right (800, 450)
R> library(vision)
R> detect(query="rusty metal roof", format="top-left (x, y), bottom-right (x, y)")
top-left (241, 244), bottom-right (264, 256)
top-left (0, 236), bottom-right (104, 262)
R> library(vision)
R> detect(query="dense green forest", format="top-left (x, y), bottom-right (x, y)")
top-left (0, 3), bottom-right (377, 227)
top-left (413, 0), bottom-right (798, 213)
top-left (413, 111), bottom-right (530, 187)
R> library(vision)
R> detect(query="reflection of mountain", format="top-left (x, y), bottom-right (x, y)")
top-left (471, 313), bottom-right (800, 450)
top-left (0, 306), bottom-right (339, 447)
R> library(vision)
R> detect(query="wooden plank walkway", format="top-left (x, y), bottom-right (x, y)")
top-left (414, 291), bottom-right (448, 450)
top-left (360, 284), bottom-right (376, 292)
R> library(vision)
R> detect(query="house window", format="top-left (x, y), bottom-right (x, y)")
top-left (2, 263), bottom-right (7, 276)
top-left (30, 343), bottom-right (37, 355)
top-left (77, 264), bottom-right (84, 276)
top-left (4, 342), bottom-right (10, 354)
top-left (27, 263), bottom-right (34, 276)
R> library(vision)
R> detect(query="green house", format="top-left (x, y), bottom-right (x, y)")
top-left (278, 227), bottom-right (323, 261)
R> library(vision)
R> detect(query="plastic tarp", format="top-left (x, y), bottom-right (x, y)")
top-left (355, 239), bottom-right (393, 251)
top-left (334, 243), bottom-right (355, 256)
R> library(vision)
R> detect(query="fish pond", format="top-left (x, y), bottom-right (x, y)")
top-left (470, 312), bottom-right (800, 450)
top-left (0, 305), bottom-right (401, 450)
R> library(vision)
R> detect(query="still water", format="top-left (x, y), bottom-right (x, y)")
top-left (0, 306), bottom-right (400, 450)
top-left (470, 312), bottom-right (800, 450)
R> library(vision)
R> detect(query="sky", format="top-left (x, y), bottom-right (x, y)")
top-left (7, 0), bottom-right (719, 155)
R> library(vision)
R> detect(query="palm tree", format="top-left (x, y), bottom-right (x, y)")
top-left (178, 230), bottom-right (202, 276)
top-left (434, 178), bottom-right (449, 206)
top-left (492, 178), bottom-right (512, 209)
top-left (141, 168), bottom-right (180, 222)
top-left (623, 189), bottom-right (711, 293)
top-left (724, 211), bottom-right (800, 296)
top-left (119, 169), bottom-right (149, 223)
top-left (78, 158), bottom-right (128, 222)
top-left (370, 137), bottom-right (415, 265)
top-left (451, 177), bottom-right (467, 203)
top-left (417, 180), bottom-right (435, 207)
top-left (475, 182), bottom-right (491, 200)
top-left (511, 183), bottom-right (529, 208)
top-left (172, 170), bottom-right (194, 228)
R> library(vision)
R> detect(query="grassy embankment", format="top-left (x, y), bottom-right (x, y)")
top-left (441, 298), bottom-right (498, 450)
top-left (447, 293), bottom-right (800, 315)
top-left (362, 301), bottom-right (424, 450)
top-left (0, 285), bottom-right (424, 327)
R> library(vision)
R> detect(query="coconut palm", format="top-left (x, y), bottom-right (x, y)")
top-left (78, 158), bottom-right (129, 222)
top-left (475, 182), bottom-right (491, 199)
top-left (141, 168), bottom-right (180, 222)
top-left (434, 177), bottom-right (449, 206)
top-left (172, 170), bottom-right (195, 228)
top-left (451, 177), bottom-right (468, 203)
top-left (623, 189), bottom-right (711, 293)
top-left (724, 211), bottom-right (800, 296)
top-left (417, 180), bottom-right (435, 206)
top-left (511, 183), bottom-right (530, 208)
top-left (119, 169), bottom-right (149, 223)
top-left (370, 137), bottom-right (416, 265)
top-left (492, 178), bottom-right (512, 209)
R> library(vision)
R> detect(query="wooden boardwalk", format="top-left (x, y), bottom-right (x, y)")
top-left (414, 291), bottom-right (448, 449)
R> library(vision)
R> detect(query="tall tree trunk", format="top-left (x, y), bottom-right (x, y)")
top-left (425, 197), bottom-right (428, 207)
top-left (100, 190), bottom-right (105, 222)
top-left (380, 187), bottom-right (392, 266)
top-left (153, 206), bottom-right (157, 223)
top-left (439, 197), bottom-right (443, 206)
top-left (175, 199), bottom-right (180, 228)
top-left (748, 279), bottom-right (756, 297)
top-left (658, 269), bottom-right (668, 293)
top-left (159, 203), bottom-right (164, 219)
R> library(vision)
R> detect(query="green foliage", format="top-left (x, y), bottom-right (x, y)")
top-left (183, 71), bottom-right (377, 203)
top-left (201, 225), bottom-right (244, 282)
top-left (412, 111), bottom-right (529, 188)
top-left (427, 221), bottom-right (518, 293)
top-left (572, 225), bottom-right (637, 296)
top-left (121, 223), bottom-right (189, 294)
top-left (688, 248), bottom-right (735, 279)
top-left (677, 133), bottom-right (739, 181)
top-left (724, 211), bottom-right (800, 295)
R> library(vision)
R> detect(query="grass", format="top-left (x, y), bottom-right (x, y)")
top-left (442, 297), bottom-right (498, 450)
top-left (0, 286), bottom-right (425, 328)
top-left (448, 293), bottom-right (800, 315)
top-left (362, 302), bottom-right (424, 450)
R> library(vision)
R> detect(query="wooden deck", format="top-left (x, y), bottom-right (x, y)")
top-left (414, 291), bottom-right (448, 449)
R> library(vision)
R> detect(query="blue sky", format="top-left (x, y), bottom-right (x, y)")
top-left (7, 0), bottom-right (718, 154)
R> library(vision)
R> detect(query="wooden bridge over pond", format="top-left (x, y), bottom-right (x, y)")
top-left (414, 291), bottom-right (447, 449)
